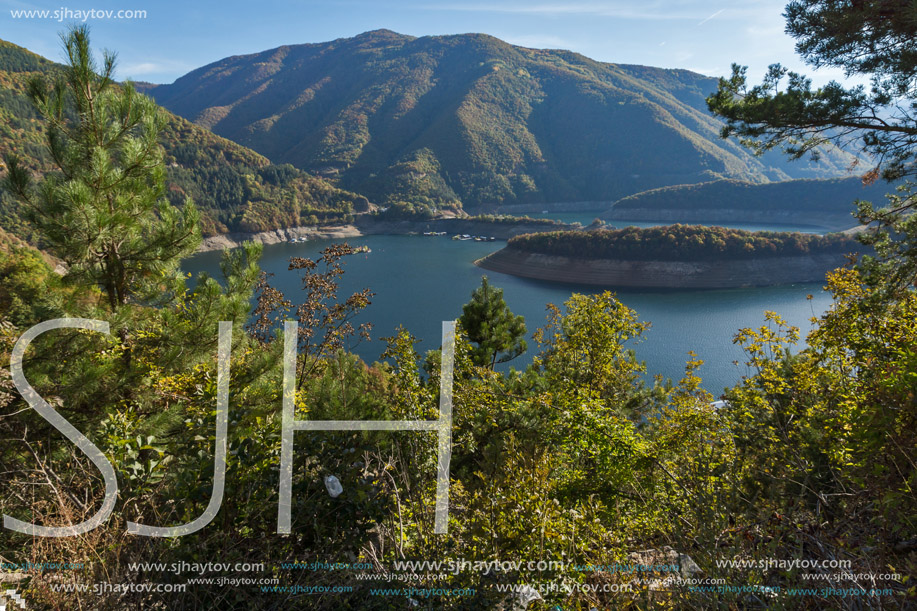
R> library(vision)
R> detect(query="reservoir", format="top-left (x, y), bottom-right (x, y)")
top-left (184, 220), bottom-right (836, 395)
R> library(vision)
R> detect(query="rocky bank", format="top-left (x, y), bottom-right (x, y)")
top-left (197, 216), bottom-right (577, 252)
top-left (476, 246), bottom-right (847, 288)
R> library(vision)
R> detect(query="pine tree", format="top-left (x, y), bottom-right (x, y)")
top-left (2, 25), bottom-right (200, 311)
top-left (706, 0), bottom-right (917, 296)
top-left (459, 276), bottom-right (527, 369)
top-left (706, 0), bottom-right (917, 183)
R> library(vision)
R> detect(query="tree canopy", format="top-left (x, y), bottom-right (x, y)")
top-left (2, 26), bottom-right (200, 310)
top-left (508, 224), bottom-right (860, 261)
top-left (707, 0), bottom-right (917, 183)
top-left (458, 275), bottom-right (527, 369)
top-left (707, 0), bottom-right (917, 295)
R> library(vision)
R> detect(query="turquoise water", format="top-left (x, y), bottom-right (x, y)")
top-left (185, 231), bottom-right (834, 395)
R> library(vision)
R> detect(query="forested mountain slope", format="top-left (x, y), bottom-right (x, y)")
top-left (145, 30), bottom-right (862, 212)
top-left (0, 39), bottom-right (366, 239)
top-left (606, 177), bottom-right (892, 229)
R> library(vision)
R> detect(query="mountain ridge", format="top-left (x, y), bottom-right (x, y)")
top-left (605, 177), bottom-right (890, 230)
top-left (144, 30), bottom-right (862, 213)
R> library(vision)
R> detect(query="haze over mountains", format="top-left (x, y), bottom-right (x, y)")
top-left (144, 29), bottom-right (862, 212)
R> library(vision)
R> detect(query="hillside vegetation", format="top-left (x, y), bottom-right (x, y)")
top-left (608, 176), bottom-right (891, 218)
top-left (146, 30), bottom-right (861, 211)
top-left (0, 18), bottom-right (913, 608)
top-left (508, 224), bottom-right (861, 261)
top-left (0, 39), bottom-right (365, 238)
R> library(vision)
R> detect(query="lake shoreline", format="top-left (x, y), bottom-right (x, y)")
top-left (196, 207), bottom-right (864, 254)
top-left (604, 207), bottom-right (857, 231)
top-left (185, 231), bottom-right (835, 392)
top-left (476, 246), bottom-right (848, 288)
top-left (197, 216), bottom-right (579, 252)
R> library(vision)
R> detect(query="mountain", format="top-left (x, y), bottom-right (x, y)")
top-left (144, 29), bottom-right (862, 212)
top-left (0, 39), bottom-right (366, 239)
top-left (605, 177), bottom-right (892, 230)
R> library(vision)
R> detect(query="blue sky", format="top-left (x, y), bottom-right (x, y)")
top-left (2, 0), bottom-right (854, 86)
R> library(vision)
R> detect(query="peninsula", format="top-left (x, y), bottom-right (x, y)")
top-left (476, 225), bottom-right (861, 288)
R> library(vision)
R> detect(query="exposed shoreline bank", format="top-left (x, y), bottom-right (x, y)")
top-left (197, 216), bottom-right (578, 252)
top-left (476, 246), bottom-right (848, 288)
